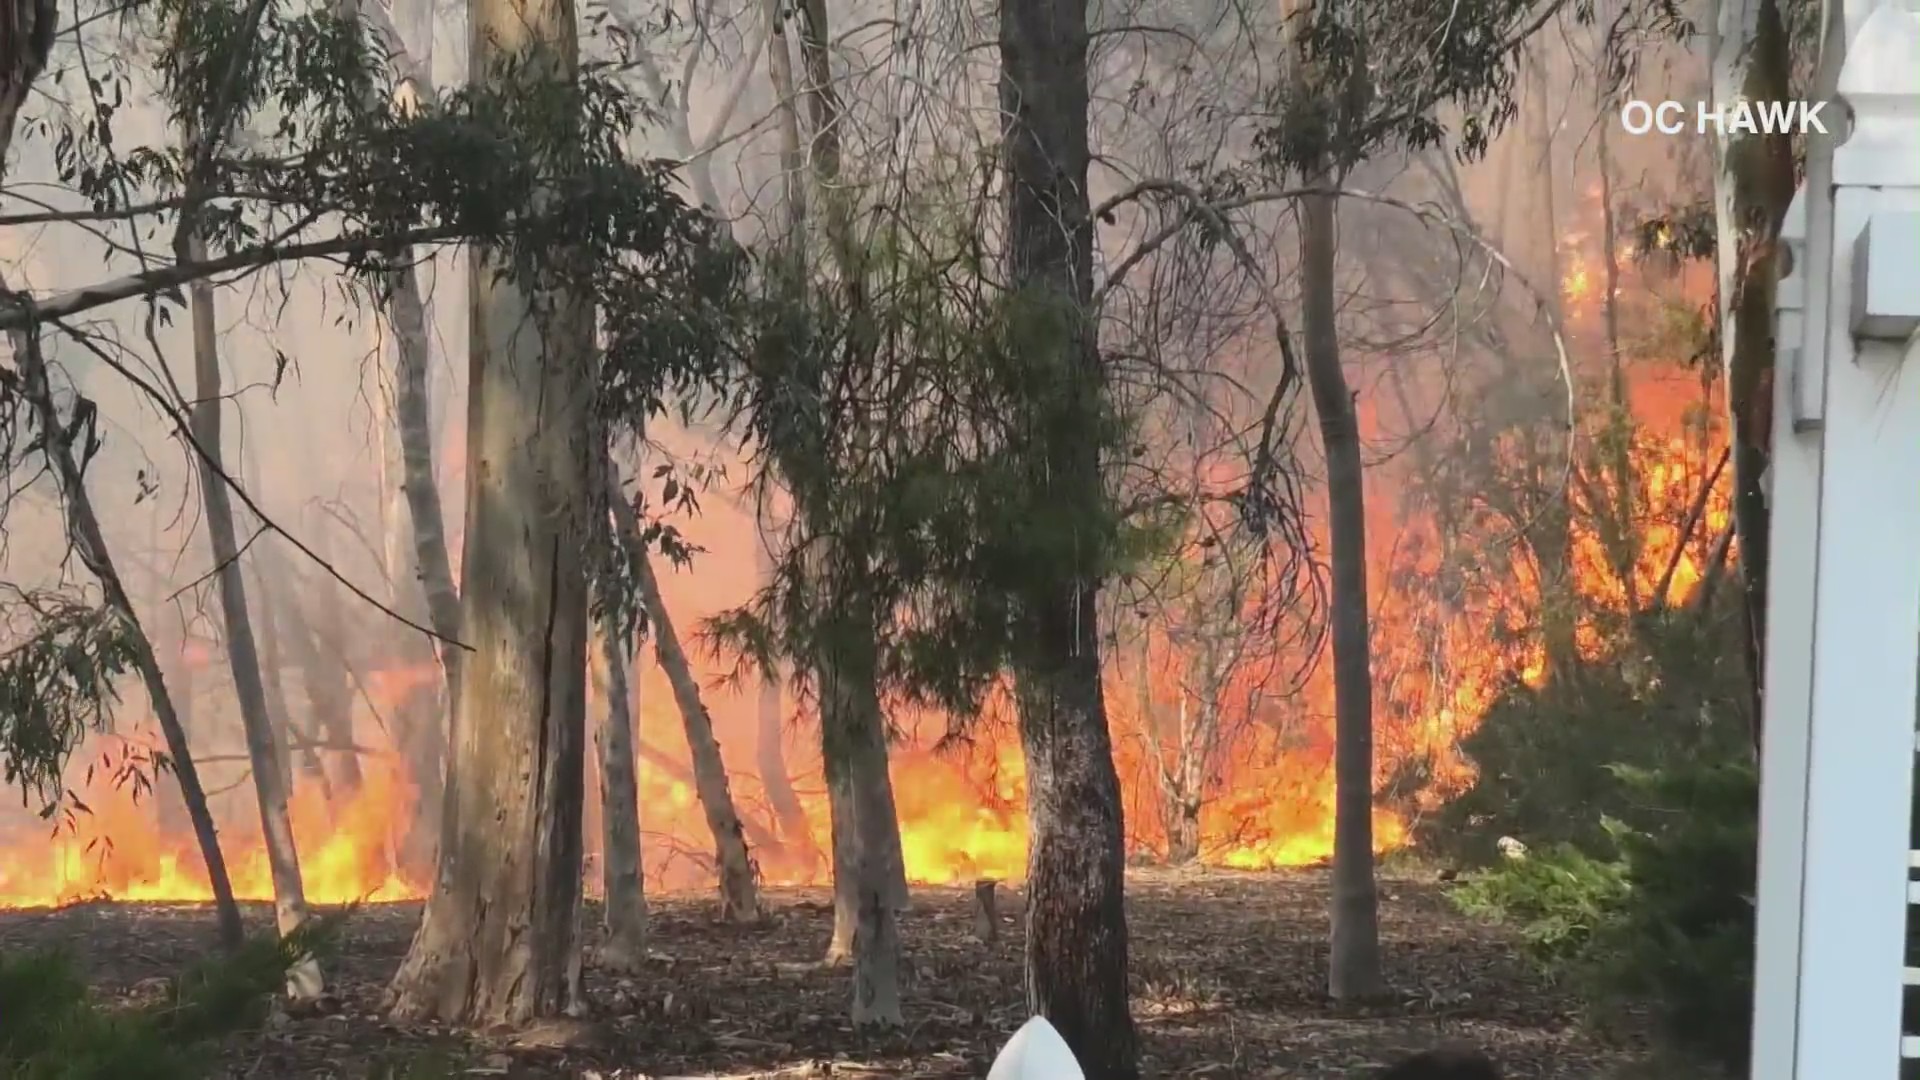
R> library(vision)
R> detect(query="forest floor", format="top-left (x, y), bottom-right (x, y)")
top-left (0, 866), bottom-right (1660, 1079)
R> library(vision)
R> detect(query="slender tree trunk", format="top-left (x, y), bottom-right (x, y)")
top-left (605, 482), bottom-right (760, 919)
top-left (183, 234), bottom-right (322, 998)
top-left (1595, 57), bottom-right (1641, 611)
top-left (340, 0), bottom-right (459, 807)
top-left (5, 305), bottom-right (245, 951)
top-left (245, 549), bottom-right (319, 793)
top-left (295, 526), bottom-right (364, 791)
top-left (1299, 181), bottom-right (1386, 1001)
top-left (1161, 692), bottom-right (1206, 865)
top-left (1525, 47), bottom-right (1578, 672)
top-left (812, 556), bottom-right (905, 1026)
top-left (155, 619), bottom-right (198, 835)
top-left (590, 604), bottom-right (646, 969)
top-left (1710, 0), bottom-right (1792, 746)
top-left (755, 525), bottom-right (815, 863)
top-left (817, 634), bottom-right (902, 1023)
top-left (1000, 0), bottom-right (1138, 1068)
top-left (790, 0), bottom-right (911, 925)
top-left (631, 544), bottom-right (762, 921)
top-left (386, 0), bottom-right (594, 1024)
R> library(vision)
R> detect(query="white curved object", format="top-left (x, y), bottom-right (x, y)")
top-left (986, 1017), bottom-right (1085, 1080)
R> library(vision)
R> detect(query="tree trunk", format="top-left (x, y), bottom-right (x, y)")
top-left (607, 484), bottom-right (761, 921)
top-left (386, 0), bottom-right (594, 1024)
top-left (632, 545), bottom-right (762, 921)
top-left (1299, 181), bottom-right (1386, 1002)
top-left (184, 235), bottom-right (322, 998)
top-left (155, 620), bottom-right (198, 836)
top-left (590, 609), bottom-right (646, 969)
top-left (1164, 797), bottom-right (1201, 865)
top-left (0, 0), bottom-right (55, 170)
top-left (246, 552), bottom-right (321, 794)
top-left (340, 0), bottom-right (458, 810)
top-left (583, 474), bottom-right (645, 960)
top-left (814, 618), bottom-right (902, 1021)
top-left (1710, 0), bottom-right (1792, 746)
top-left (1524, 46), bottom-right (1578, 672)
top-left (755, 526), bottom-right (815, 863)
top-left (293, 526), bottom-right (364, 792)
top-left (789, 0), bottom-right (911, 926)
top-left (817, 643), bottom-right (903, 1023)
top-left (1000, 0), bottom-right (1138, 1068)
top-left (5, 305), bottom-right (245, 951)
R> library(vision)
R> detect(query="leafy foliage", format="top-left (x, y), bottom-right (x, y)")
top-left (20, 0), bottom-right (743, 434)
top-left (1447, 761), bottom-right (1755, 1074)
top-left (1254, 0), bottom-right (1599, 177)
top-left (0, 916), bottom-right (341, 1079)
top-left (1591, 762), bottom-right (1756, 1072)
top-left (1436, 599), bottom-right (1756, 1074)
top-left (708, 192), bottom-right (1148, 714)
top-left (1420, 606), bottom-right (1751, 860)
top-left (1449, 843), bottom-right (1630, 964)
top-left (0, 588), bottom-right (139, 814)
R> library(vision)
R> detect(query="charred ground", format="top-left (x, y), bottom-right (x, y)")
top-left (0, 868), bottom-right (1645, 1078)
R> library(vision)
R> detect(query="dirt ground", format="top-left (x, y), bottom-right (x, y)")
top-left (0, 866), bottom-right (1651, 1078)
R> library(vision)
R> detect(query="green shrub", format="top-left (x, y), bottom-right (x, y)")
top-left (1449, 843), bottom-right (1631, 966)
top-left (1445, 758), bottom-right (1756, 1075)
top-left (0, 918), bottom-right (339, 1080)
top-left (1414, 610), bottom-right (1752, 862)
top-left (1589, 761), bottom-right (1757, 1074)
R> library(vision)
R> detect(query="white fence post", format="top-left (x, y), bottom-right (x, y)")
top-left (1750, 185), bottom-right (1814, 1080)
top-left (1784, 4), bottom-right (1920, 1076)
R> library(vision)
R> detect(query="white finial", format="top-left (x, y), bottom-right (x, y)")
top-left (987, 1017), bottom-right (1085, 1080)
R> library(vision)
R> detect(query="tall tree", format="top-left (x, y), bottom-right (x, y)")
top-left (1, 9), bottom-right (241, 934)
top-left (1000, 0), bottom-right (1138, 1070)
top-left (341, 0), bottom-right (459, 818)
top-left (177, 121), bottom-right (324, 997)
top-left (590, 473), bottom-right (647, 968)
top-left (1252, 0), bottom-right (1568, 1003)
top-left (1709, 0), bottom-right (1792, 740)
top-left (789, 0), bottom-right (911, 979)
top-left (386, 0), bottom-right (599, 1023)
top-left (609, 482), bottom-right (762, 922)
top-left (1277, 0), bottom-right (1385, 999)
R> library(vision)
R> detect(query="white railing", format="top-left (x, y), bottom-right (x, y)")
top-left (1753, 1), bottom-right (1920, 1077)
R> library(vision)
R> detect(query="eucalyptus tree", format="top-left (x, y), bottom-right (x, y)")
top-left (2, 0), bottom-right (739, 1025)
top-left (1251, 0), bottom-right (1585, 998)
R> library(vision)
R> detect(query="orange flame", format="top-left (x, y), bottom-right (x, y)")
top-left (0, 190), bottom-right (1726, 910)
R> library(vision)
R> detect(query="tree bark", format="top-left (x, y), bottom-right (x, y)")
top-left (1299, 181), bottom-right (1386, 1001)
top-left (5, 302), bottom-right (245, 951)
top-left (245, 551), bottom-right (320, 793)
top-left (1000, 0), bottom-right (1139, 1068)
top-left (785, 0), bottom-right (912, 930)
top-left (386, 0), bottom-right (594, 1024)
top-left (590, 605), bottom-right (646, 968)
top-left (816, 625), bottom-right (903, 1023)
top-left (607, 485), bottom-right (761, 921)
top-left (1710, 0), bottom-right (1792, 746)
top-left (755, 526), bottom-right (816, 864)
top-left (184, 233), bottom-right (322, 998)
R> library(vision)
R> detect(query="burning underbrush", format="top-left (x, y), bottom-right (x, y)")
top-left (0, 416), bottom-right (1727, 911)
top-left (0, 191), bottom-right (1729, 913)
